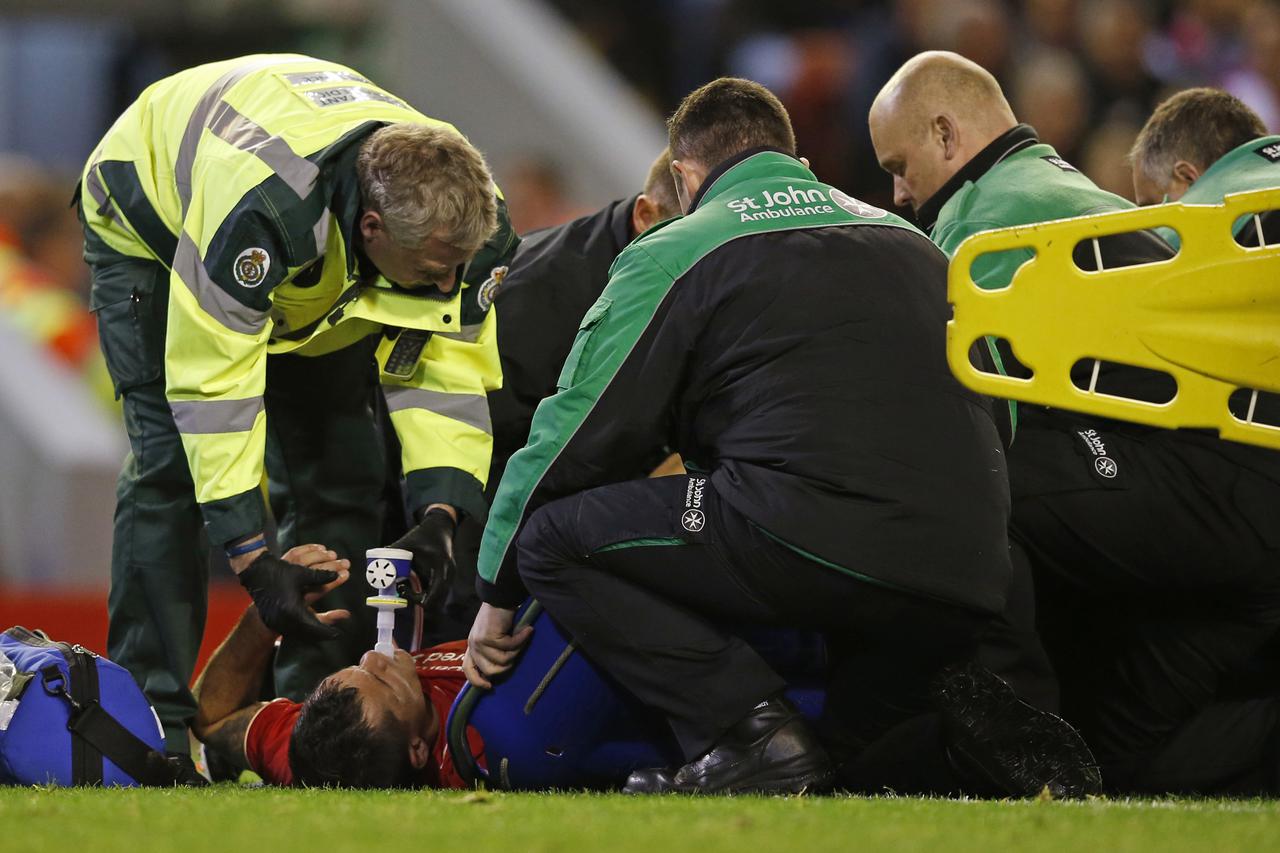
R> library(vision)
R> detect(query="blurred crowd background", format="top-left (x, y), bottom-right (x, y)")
top-left (549, 0), bottom-right (1280, 207)
top-left (0, 0), bottom-right (1274, 639)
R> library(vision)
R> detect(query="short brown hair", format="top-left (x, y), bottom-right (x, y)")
top-left (357, 123), bottom-right (498, 253)
top-left (667, 78), bottom-right (796, 171)
top-left (642, 147), bottom-right (680, 221)
top-left (1131, 88), bottom-right (1267, 187)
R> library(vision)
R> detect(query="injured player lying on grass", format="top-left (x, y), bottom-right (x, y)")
top-left (192, 544), bottom-right (492, 788)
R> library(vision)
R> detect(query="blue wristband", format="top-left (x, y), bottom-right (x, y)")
top-left (226, 537), bottom-right (267, 558)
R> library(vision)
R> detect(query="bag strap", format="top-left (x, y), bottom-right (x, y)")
top-left (39, 663), bottom-right (99, 785)
top-left (67, 701), bottom-right (176, 787)
top-left (39, 658), bottom-right (176, 787)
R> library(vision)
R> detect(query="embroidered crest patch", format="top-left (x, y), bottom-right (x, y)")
top-left (233, 248), bottom-right (271, 288)
top-left (477, 265), bottom-right (508, 310)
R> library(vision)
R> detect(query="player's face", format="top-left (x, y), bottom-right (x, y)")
top-left (326, 648), bottom-right (430, 737)
top-left (870, 109), bottom-right (952, 214)
top-left (361, 217), bottom-right (472, 293)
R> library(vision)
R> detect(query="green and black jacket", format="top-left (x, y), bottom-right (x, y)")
top-left (478, 149), bottom-right (1014, 613)
top-left (923, 124), bottom-right (1280, 483)
top-left (921, 124), bottom-right (1177, 411)
top-left (1159, 134), bottom-right (1280, 249)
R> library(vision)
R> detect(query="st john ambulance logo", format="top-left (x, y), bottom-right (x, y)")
top-left (828, 189), bottom-right (887, 219)
top-left (1041, 155), bottom-right (1080, 173)
top-left (681, 509), bottom-right (706, 532)
top-left (1257, 142), bottom-right (1280, 163)
top-left (233, 247), bottom-right (271, 288)
top-left (1095, 457), bottom-right (1118, 479)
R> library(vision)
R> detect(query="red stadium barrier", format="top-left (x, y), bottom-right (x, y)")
top-left (0, 580), bottom-right (248, 679)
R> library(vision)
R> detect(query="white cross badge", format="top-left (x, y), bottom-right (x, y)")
top-left (681, 509), bottom-right (706, 533)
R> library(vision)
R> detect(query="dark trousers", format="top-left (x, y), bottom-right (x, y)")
top-left (516, 473), bottom-right (992, 761)
top-left (89, 245), bottom-right (392, 748)
top-left (264, 341), bottom-right (389, 699)
top-left (1011, 416), bottom-right (1280, 794)
top-left (975, 538), bottom-right (1060, 714)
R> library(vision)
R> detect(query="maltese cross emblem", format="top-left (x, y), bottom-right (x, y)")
top-left (681, 509), bottom-right (705, 532)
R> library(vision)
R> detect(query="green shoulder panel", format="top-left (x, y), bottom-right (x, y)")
top-left (1161, 135), bottom-right (1280, 250)
top-left (477, 151), bottom-right (924, 585)
top-left (932, 143), bottom-right (1133, 289)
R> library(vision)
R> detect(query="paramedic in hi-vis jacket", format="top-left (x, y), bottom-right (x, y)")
top-left (78, 54), bottom-right (517, 767)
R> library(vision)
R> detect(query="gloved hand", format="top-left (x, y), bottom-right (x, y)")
top-left (238, 552), bottom-right (342, 641)
top-left (391, 507), bottom-right (456, 610)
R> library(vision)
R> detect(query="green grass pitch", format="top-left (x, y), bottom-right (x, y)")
top-left (4, 788), bottom-right (1280, 853)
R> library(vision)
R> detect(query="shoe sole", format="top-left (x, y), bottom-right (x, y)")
top-left (935, 664), bottom-right (1102, 799)
top-left (720, 766), bottom-right (834, 796)
top-left (623, 760), bottom-right (834, 796)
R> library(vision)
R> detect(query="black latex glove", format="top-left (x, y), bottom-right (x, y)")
top-left (238, 552), bottom-right (341, 641)
top-left (391, 507), bottom-right (456, 611)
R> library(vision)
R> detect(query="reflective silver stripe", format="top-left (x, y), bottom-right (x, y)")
top-left (206, 101), bottom-right (319, 200)
top-left (436, 323), bottom-right (484, 343)
top-left (382, 386), bottom-right (492, 435)
top-left (171, 396), bottom-right (265, 435)
top-left (175, 56), bottom-right (312, 215)
top-left (312, 208), bottom-right (332, 255)
top-left (173, 232), bottom-right (269, 335)
top-left (84, 167), bottom-right (115, 219)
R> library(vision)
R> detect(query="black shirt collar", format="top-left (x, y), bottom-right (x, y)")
top-left (611, 194), bottom-right (641, 247)
top-left (917, 124), bottom-right (1039, 232)
top-left (690, 146), bottom-right (797, 212)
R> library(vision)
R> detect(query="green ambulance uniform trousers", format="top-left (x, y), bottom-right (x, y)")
top-left (86, 226), bottom-right (390, 751)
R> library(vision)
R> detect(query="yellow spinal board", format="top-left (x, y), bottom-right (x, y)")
top-left (947, 187), bottom-right (1280, 450)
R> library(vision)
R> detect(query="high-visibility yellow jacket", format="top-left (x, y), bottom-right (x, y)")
top-left (80, 54), bottom-right (516, 545)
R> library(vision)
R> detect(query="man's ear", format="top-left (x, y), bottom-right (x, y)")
top-left (1172, 159), bottom-right (1202, 188)
top-left (631, 194), bottom-right (660, 236)
top-left (408, 733), bottom-right (431, 770)
top-left (936, 115), bottom-right (960, 161)
top-left (671, 159), bottom-right (706, 214)
top-left (359, 210), bottom-right (384, 244)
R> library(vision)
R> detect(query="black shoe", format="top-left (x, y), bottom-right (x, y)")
top-left (934, 663), bottom-right (1102, 799)
top-left (165, 751), bottom-right (211, 787)
top-left (622, 697), bottom-right (832, 795)
top-left (622, 767), bottom-right (679, 794)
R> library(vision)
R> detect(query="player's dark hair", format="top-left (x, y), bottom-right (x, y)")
top-left (1131, 88), bottom-right (1267, 182)
top-left (667, 78), bottom-right (797, 171)
top-left (289, 682), bottom-right (416, 789)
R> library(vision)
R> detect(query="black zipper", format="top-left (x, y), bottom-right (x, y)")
top-left (63, 641), bottom-right (103, 785)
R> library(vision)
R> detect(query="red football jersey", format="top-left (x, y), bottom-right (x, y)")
top-left (244, 640), bottom-right (484, 787)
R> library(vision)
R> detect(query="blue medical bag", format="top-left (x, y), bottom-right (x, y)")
top-left (0, 627), bottom-right (172, 786)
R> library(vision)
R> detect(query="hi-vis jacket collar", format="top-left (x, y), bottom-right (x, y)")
top-left (690, 148), bottom-right (815, 212)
